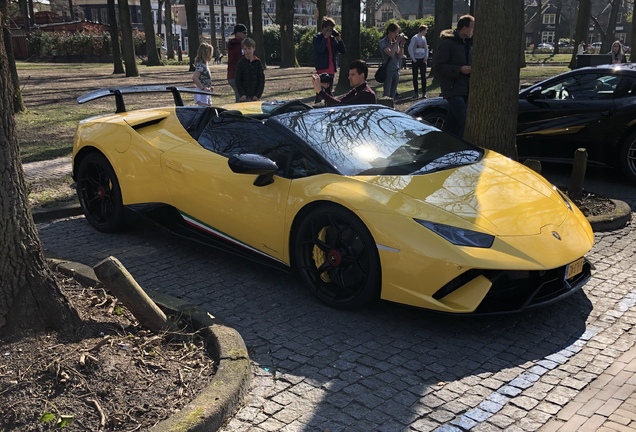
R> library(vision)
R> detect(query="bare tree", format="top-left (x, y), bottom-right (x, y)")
top-left (335, 0), bottom-right (360, 94)
top-left (0, 12), bottom-right (81, 338)
top-left (165, 0), bottom-right (174, 59)
top-left (118, 0), bottom-right (139, 77)
top-left (157, 0), bottom-right (164, 47)
top-left (630, 0), bottom-right (636, 61)
top-left (316, 0), bottom-right (326, 32)
top-left (589, 0), bottom-right (620, 53)
top-left (141, 0), bottom-right (161, 65)
top-left (432, 0), bottom-right (453, 55)
top-left (108, 0), bottom-right (125, 74)
top-left (220, 0), bottom-right (226, 54)
top-left (534, 0), bottom-right (542, 50)
top-left (554, 0), bottom-right (563, 54)
top-left (185, 0), bottom-right (200, 71)
top-left (252, 0), bottom-right (266, 67)
top-left (209, 0), bottom-right (218, 54)
top-left (277, 0), bottom-right (296, 67)
top-left (464, 0), bottom-right (523, 159)
top-left (1, 0), bottom-right (24, 112)
top-left (236, 0), bottom-right (250, 31)
top-left (569, 0), bottom-right (591, 69)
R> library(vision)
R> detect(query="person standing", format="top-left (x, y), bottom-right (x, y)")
top-left (577, 41), bottom-right (586, 55)
top-left (227, 23), bottom-right (248, 102)
top-left (192, 43), bottom-right (214, 106)
top-left (408, 25), bottom-right (429, 99)
top-left (609, 40), bottom-right (627, 64)
top-left (312, 59), bottom-right (376, 106)
top-left (235, 38), bottom-right (265, 102)
top-left (313, 17), bottom-right (346, 103)
top-left (379, 23), bottom-right (406, 99)
top-left (433, 14), bottom-right (474, 138)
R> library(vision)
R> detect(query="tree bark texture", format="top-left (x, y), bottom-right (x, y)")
top-left (0, 0), bottom-right (25, 112)
top-left (108, 0), bottom-right (125, 74)
top-left (0, 15), bottom-right (80, 337)
top-left (277, 0), bottom-right (297, 68)
top-left (432, 0), bottom-right (453, 55)
top-left (317, 0), bottom-right (326, 32)
top-left (185, 0), bottom-right (199, 71)
top-left (335, 0), bottom-right (360, 94)
top-left (141, 0), bottom-right (161, 65)
top-left (464, 0), bottom-right (522, 160)
top-left (118, 0), bottom-right (139, 77)
top-left (209, 0), bottom-right (217, 53)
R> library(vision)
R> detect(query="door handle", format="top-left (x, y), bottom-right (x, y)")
top-left (600, 110), bottom-right (613, 116)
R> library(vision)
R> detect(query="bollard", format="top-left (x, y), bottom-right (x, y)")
top-left (523, 159), bottom-right (542, 174)
top-left (568, 148), bottom-right (588, 200)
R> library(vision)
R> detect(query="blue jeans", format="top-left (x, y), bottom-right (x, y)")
top-left (228, 79), bottom-right (240, 102)
top-left (446, 95), bottom-right (468, 138)
top-left (383, 68), bottom-right (400, 98)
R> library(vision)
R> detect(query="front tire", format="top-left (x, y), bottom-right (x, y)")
top-left (294, 205), bottom-right (381, 309)
top-left (620, 132), bottom-right (636, 183)
top-left (76, 153), bottom-right (126, 232)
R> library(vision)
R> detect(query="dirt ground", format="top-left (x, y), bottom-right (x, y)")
top-left (0, 267), bottom-right (215, 431)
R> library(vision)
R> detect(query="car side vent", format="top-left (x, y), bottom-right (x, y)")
top-left (131, 118), bottom-right (165, 130)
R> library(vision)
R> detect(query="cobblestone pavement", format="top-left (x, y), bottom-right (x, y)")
top-left (34, 162), bottom-right (635, 431)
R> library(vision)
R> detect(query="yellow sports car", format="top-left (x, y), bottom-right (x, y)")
top-left (73, 87), bottom-right (594, 313)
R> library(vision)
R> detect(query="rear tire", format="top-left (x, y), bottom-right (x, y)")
top-left (419, 110), bottom-right (447, 131)
top-left (620, 131), bottom-right (636, 183)
top-left (76, 153), bottom-right (126, 232)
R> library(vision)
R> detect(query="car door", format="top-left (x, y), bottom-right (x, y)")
top-left (160, 115), bottom-right (295, 263)
top-left (517, 71), bottom-right (618, 164)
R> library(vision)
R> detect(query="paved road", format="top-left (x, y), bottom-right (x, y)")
top-left (36, 165), bottom-right (635, 431)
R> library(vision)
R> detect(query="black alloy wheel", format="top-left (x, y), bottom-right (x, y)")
top-left (76, 153), bottom-right (125, 232)
top-left (294, 205), bottom-right (381, 308)
top-left (620, 131), bottom-right (636, 183)
top-left (419, 111), bottom-right (447, 131)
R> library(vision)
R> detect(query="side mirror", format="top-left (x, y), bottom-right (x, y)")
top-left (526, 86), bottom-right (543, 100)
top-left (228, 153), bottom-right (278, 186)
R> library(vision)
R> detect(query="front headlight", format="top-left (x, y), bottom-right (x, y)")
top-left (416, 220), bottom-right (495, 248)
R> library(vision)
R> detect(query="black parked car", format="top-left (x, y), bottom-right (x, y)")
top-left (406, 64), bottom-right (636, 182)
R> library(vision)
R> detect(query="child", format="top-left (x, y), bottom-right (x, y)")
top-left (192, 43), bottom-right (214, 106)
top-left (235, 38), bottom-right (265, 102)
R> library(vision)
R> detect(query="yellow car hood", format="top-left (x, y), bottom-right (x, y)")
top-left (368, 151), bottom-right (573, 236)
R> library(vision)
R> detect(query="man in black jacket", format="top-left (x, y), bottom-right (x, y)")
top-left (433, 15), bottom-right (474, 138)
top-left (312, 60), bottom-right (376, 106)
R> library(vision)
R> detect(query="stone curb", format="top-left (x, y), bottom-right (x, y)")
top-left (587, 198), bottom-right (632, 232)
top-left (47, 258), bottom-right (251, 432)
top-left (32, 202), bottom-right (83, 223)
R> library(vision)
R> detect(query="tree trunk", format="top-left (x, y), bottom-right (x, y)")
top-left (432, 0), bottom-right (453, 57)
top-left (118, 0), bottom-right (139, 77)
top-left (464, 0), bottom-right (522, 160)
top-left (606, 0), bottom-right (620, 48)
top-left (141, 0), bottom-right (161, 65)
top-left (0, 17), bottom-right (81, 338)
top-left (220, 0), bottom-right (226, 55)
top-left (630, 0), bottom-right (636, 62)
top-left (252, 0), bottom-right (266, 68)
top-left (19, 0), bottom-right (30, 32)
top-left (569, 0), bottom-right (590, 69)
top-left (277, 0), bottom-right (296, 68)
top-left (417, 0), bottom-right (423, 19)
top-left (1, 0), bottom-right (25, 112)
top-left (165, 0), bottom-right (174, 59)
top-left (209, 0), bottom-right (217, 54)
top-left (236, 0), bottom-right (250, 32)
top-left (335, 0), bottom-right (360, 94)
top-left (534, 0), bottom-right (542, 50)
top-left (317, 0), bottom-right (326, 32)
top-left (157, 0), bottom-right (163, 43)
top-left (554, 0), bottom-right (562, 55)
top-left (364, 0), bottom-right (375, 28)
top-left (108, 0), bottom-right (125, 74)
top-left (185, 0), bottom-right (200, 71)
top-left (27, 0), bottom-right (34, 26)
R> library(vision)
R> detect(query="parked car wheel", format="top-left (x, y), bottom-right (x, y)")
top-left (294, 205), bottom-right (381, 309)
top-left (419, 110), bottom-right (447, 131)
top-left (620, 131), bottom-right (636, 183)
top-left (76, 152), bottom-right (125, 233)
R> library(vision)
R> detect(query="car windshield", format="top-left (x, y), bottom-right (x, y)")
top-left (272, 106), bottom-right (482, 176)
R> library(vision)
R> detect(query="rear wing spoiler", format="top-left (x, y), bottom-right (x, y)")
top-left (77, 85), bottom-right (213, 113)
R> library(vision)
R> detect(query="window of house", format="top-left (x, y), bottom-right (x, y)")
top-left (543, 14), bottom-right (556, 24)
top-left (542, 32), bottom-right (555, 43)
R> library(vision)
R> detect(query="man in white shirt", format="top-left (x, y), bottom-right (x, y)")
top-left (408, 25), bottom-right (429, 99)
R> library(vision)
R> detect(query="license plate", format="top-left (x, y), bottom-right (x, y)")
top-left (566, 257), bottom-right (584, 280)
